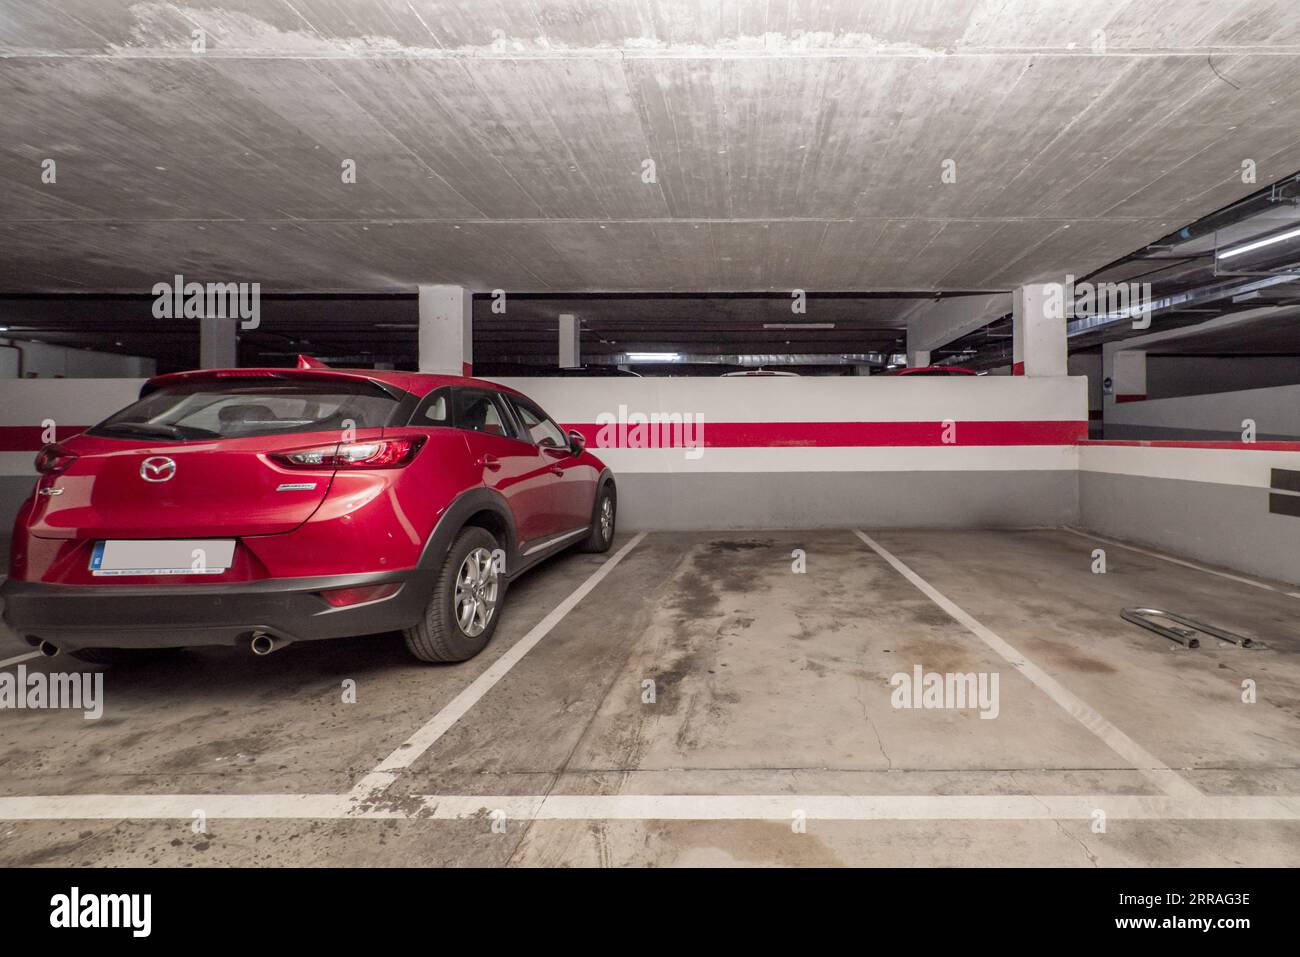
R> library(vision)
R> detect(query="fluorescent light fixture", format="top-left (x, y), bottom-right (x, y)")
top-left (1217, 226), bottom-right (1300, 259)
top-left (625, 352), bottom-right (679, 362)
top-left (762, 322), bottom-right (835, 330)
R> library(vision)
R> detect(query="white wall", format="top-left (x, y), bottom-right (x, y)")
top-left (1105, 383), bottom-right (1300, 440)
top-left (1079, 443), bottom-right (1300, 585)
top-left (0, 339), bottom-right (155, 379)
top-left (490, 375), bottom-right (1087, 528)
top-left (490, 374), bottom-right (1087, 475)
top-left (0, 374), bottom-right (1089, 532)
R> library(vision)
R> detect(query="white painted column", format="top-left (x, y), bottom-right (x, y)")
top-left (559, 313), bottom-right (580, 369)
top-left (418, 285), bottom-right (473, 376)
top-left (1102, 343), bottom-right (1147, 405)
top-left (906, 348), bottom-right (931, 369)
top-left (199, 316), bottom-right (237, 369)
top-left (1012, 283), bottom-right (1067, 377)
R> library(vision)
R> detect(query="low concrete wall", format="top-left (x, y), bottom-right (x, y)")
top-left (1105, 382), bottom-right (1300, 441)
top-left (0, 377), bottom-right (146, 536)
top-left (494, 375), bottom-right (1087, 530)
top-left (617, 470), bottom-right (1079, 530)
top-left (0, 374), bottom-right (1088, 534)
top-left (1079, 443), bottom-right (1300, 586)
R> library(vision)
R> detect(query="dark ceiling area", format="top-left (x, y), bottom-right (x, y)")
top-left (474, 294), bottom-right (927, 374)
top-left (0, 292), bottom-right (932, 375)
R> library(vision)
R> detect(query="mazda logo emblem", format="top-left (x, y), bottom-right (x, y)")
top-left (140, 456), bottom-right (177, 482)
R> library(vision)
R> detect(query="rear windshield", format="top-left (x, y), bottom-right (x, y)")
top-left (90, 378), bottom-right (404, 442)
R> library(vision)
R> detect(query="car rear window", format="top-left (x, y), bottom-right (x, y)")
top-left (90, 378), bottom-right (405, 442)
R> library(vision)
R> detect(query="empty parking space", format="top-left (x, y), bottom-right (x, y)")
top-left (865, 528), bottom-right (1300, 794)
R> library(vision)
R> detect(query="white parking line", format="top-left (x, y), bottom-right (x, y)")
top-left (349, 531), bottom-right (648, 799)
top-left (0, 651), bottom-right (41, 669)
top-left (1, 792), bottom-right (1297, 822)
top-left (1062, 526), bottom-right (1300, 599)
top-left (853, 529), bottom-right (1202, 801)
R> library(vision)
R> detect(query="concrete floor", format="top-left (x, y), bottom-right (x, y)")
top-left (1, 529), bottom-right (1298, 867)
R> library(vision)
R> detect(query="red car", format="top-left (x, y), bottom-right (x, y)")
top-left (2, 361), bottom-right (616, 664)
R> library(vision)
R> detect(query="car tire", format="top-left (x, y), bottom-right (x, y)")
top-left (578, 485), bottom-right (616, 553)
top-left (403, 525), bottom-right (504, 663)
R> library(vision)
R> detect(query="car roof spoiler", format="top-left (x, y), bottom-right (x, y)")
top-left (141, 359), bottom-right (408, 399)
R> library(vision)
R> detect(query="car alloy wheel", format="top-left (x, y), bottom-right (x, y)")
top-left (454, 546), bottom-right (499, 637)
top-left (599, 494), bottom-right (614, 542)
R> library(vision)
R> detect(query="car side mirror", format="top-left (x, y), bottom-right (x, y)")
top-left (567, 429), bottom-right (586, 456)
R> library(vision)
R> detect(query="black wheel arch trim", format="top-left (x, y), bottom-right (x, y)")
top-left (597, 468), bottom-right (616, 497)
top-left (417, 486), bottom-right (520, 574)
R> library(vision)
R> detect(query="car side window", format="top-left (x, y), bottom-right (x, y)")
top-left (453, 389), bottom-right (519, 440)
top-left (411, 388), bottom-right (451, 426)
top-left (509, 397), bottom-right (568, 449)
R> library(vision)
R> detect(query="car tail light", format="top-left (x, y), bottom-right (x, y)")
top-left (35, 444), bottom-right (78, 475)
top-left (318, 583), bottom-right (402, 607)
top-left (270, 436), bottom-right (425, 470)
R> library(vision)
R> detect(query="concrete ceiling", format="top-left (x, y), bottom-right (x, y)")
top-left (1141, 307), bottom-right (1300, 355)
top-left (2, 1), bottom-right (1299, 295)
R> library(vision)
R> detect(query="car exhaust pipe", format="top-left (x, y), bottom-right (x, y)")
top-left (250, 633), bottom-right (288, 656)
top-left (38, 640), bottom-right (59, 657)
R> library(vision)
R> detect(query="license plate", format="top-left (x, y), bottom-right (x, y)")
top-left (89, 540), bottom-right (236, 576)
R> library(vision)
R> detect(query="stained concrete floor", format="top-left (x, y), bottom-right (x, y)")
top-left (1, 529), bottom-right (1298, 867)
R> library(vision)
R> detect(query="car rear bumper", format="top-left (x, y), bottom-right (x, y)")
top-left (0, 570), bottom-right (431, 651)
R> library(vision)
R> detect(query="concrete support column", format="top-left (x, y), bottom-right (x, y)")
top-left (1102, 343), bottom-right (1147, 404)
top-left (418, 284), bottom-right (473, 376)
top-left (906, 348), bottom-right (931, 369)
top-left (1012, 283), bottom-right (1067, 376)
top-left (559, 313), bottom-right (580, 369)
top-left (199, 316), bottom-right (237, 369)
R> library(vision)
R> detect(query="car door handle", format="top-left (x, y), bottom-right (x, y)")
top-left (478, 454), bottom-right (502, 471)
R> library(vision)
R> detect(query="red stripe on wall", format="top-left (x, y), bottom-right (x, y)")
top-left (0, 420), bottom-right (1090, 453)
top-left (0, 427), bottom-right (89, 452)
top-left (1114, 394), bottom-right (1147, 403)
top-left (1011, 362), bottom-right (1025, 376)
top-left (564, 420), bottom-right (1087, 448)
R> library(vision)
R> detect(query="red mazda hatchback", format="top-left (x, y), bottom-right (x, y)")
top-left (2, 361), bottom-right (616, 664)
